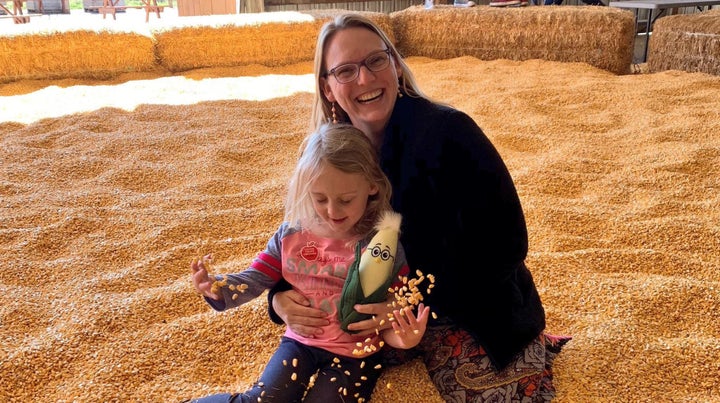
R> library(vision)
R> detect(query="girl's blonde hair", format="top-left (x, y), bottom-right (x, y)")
top-left (285, 123), bottom-right (392, 237)
top-left (311, 13), bottom-right (430, 130)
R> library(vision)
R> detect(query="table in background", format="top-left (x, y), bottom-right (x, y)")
top-left (609, 0), bottom-right (720, 62)
top-left (0, 0), bottom-right (43, 23)
top-left (97, 0), bottom-right (170, 21)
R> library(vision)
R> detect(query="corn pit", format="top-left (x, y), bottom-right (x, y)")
top-left (1, 56), bottom-right (719, 402)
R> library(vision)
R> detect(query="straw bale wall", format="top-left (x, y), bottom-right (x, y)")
top-left (0, 5), bottom-right (636, 83)
top-left (647, 9), bottom-right (720, 76)
top-left (153, 10), bottom-right (393, 72)
top-left (391, 5), bottom-right (636, 75)
top-left (0, 26), bottom-right (156, 83)
top-left (263, 0), bottom-right (416, 13)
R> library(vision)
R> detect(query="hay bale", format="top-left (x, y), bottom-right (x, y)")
top-left (390, 5), bottom-right (636, 75)
top-left (0, 23), bottom-right (157, 83)
top-left (304, 8), bottom-right (395, 43)
top-left (152, 10), bottom-right (394, 73)
top-left (647, 9), bottom-right (720, 76)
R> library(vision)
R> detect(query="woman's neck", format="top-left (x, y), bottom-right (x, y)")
top-left (356, 123), bottom-right (384, 150)
top-left (369, 131), bottom-right (383, 150)
top-left (349, 115), bottom-right (387, 148)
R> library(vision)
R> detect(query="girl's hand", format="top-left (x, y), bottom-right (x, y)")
top-left (382, 303), bottom-right (430, 349)
top-left (190, 254), bottom-right (222, 301)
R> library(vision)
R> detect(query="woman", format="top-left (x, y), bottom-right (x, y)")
top-left (268, 13), bottom-right (570, 401)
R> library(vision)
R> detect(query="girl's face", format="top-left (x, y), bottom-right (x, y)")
top-left (309, 162), bottom-right (378, 239)
top-left (320, 27), bottom-right (402, 141)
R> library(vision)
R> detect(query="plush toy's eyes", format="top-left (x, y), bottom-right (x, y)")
top-left (369, 245), bottom-right (394, 261)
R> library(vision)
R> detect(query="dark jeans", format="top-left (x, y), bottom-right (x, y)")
top-left (190, 337), bottom-right (384, 403)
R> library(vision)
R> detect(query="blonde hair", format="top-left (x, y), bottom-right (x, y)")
top-left (311, 13), bottom-right (430, 130)
top-left (285, 123), bottom-right (392, 237)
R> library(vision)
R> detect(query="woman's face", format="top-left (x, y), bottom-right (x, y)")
top-left (320, 27), bottom-right (401, 140)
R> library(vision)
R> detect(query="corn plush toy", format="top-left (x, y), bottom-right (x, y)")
top-left (339, 210), bottom-right (403, 333)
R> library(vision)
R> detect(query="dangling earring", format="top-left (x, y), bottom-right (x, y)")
top-left (331, 102), bottom-right (338, 124)
top-left (397, 90), bottom-right (403, 98)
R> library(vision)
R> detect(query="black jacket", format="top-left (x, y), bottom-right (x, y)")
top-left (269, 94), bottom-right (545, 370)
top-left (380, 94), bottom-right (545, 369)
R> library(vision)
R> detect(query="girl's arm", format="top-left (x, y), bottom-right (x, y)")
top-left (191, 252), bottom-right (282, 312)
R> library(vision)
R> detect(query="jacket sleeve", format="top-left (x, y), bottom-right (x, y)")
top-left (267, 278), bottom-right (293, 325)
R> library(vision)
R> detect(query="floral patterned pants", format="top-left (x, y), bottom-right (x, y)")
top-left (383, 321), bottom-right (571, 402)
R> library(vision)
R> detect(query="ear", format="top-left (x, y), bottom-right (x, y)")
top-left (321, 77), bottom-right (335, 102)
top-left (369, 185), bottom-right (379, 196)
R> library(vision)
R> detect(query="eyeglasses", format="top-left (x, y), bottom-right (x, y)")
top-left (323, 49), bottom-right (392, 84)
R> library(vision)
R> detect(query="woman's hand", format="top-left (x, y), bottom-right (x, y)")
top-left (345, 296), bottom-right (397, 336)
top-left (272, 289), bottom-right (330, 338)
top-left (190, 254), bottom-right (222, 301)
top-left (382, 303), bottom-right (430, 349)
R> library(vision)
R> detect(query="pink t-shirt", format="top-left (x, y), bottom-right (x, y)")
top-left (281, 229), bottom-right (382, 358)
top-left (207, 222), bottom-right (409, 359)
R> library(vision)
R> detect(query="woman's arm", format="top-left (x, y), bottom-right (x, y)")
top-left (269, 278), bottom-right (397, 337)
top-left (271, 287), bottom-right (330, 338)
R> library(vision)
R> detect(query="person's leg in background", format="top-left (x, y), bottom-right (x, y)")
top-left (530, 0), bottom-right (563, 5)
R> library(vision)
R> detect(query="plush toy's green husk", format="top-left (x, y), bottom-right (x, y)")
top-left (338, 242), bottom-right (401, 333)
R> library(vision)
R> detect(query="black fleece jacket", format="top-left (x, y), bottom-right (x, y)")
top-left (270, 94), bottom-right (546, 370)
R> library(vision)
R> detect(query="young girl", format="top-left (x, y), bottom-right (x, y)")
top-left (188, 123), bottom-right (430, 403)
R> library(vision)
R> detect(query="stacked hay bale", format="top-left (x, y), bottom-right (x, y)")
top-left (391, 5), bottom-right (636, 75)
top-left (0, 6), bottom-right (637, 83)
top-left (648, 9), bottom-right (720, 76)
top-left (152, 10), bottom-right (394, 72)
top-left (0, 9), bottom-right (394, 83)
top-left (0, 22), bottom-right (157, 83)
